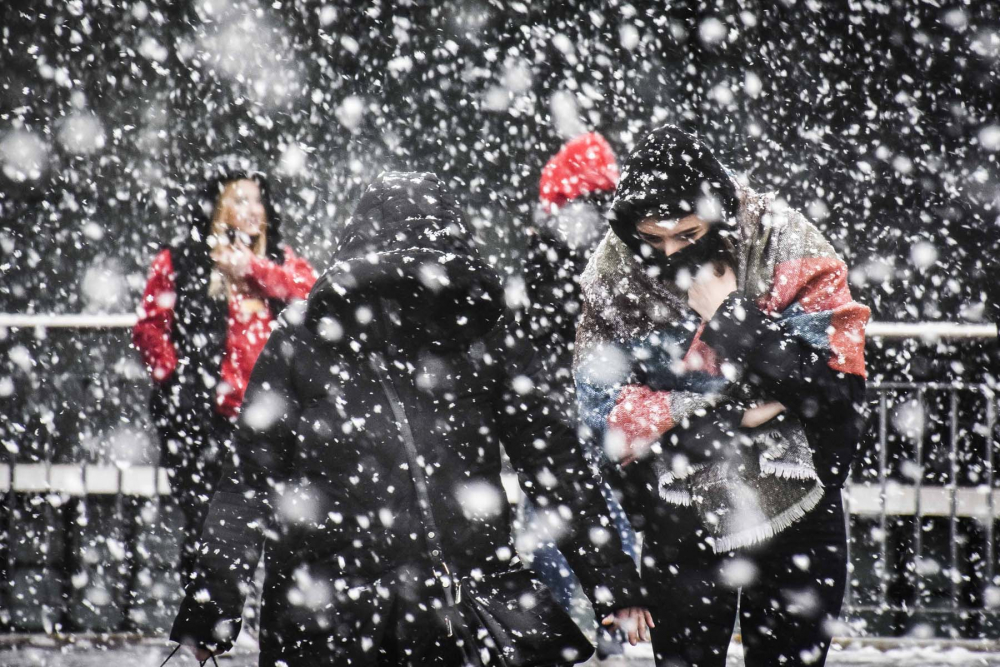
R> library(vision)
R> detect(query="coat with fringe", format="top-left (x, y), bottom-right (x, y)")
top-left (574, 184), bottom-right (870, 553)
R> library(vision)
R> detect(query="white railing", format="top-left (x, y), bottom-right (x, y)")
top-left (0, 313), bottom-right (998, 340)
top-left (2, 462), bottom-right (997, 519)
top-left (2, 312), bottom-right (998, 628)
top-left (0, 464), bottom-right (171, 496)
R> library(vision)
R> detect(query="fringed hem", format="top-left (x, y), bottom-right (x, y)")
top-left (759, 460), bottom-right (818, 481)
top-left (657, 464), bottom-right (705, 487)
top-left (711, 483), bottom-right (825, 554)
top-left (658, 487), bottom-right (693, 506)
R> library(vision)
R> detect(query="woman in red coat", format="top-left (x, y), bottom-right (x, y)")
top-left (133, 158), bottom-right (316, 580)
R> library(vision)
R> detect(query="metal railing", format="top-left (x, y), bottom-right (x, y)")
top-left (842, 379), bottom-right (1000, 636)
top-left (0, 314), bottom-right (998, 636)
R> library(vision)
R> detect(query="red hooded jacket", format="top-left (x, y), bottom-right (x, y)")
top-left (133, 246), bottom-right (317, 418)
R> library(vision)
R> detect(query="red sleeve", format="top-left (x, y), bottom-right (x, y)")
top-left (245, 246), bottom-right (318, 301)
top-left (132, 249), bottom-right (178, 383)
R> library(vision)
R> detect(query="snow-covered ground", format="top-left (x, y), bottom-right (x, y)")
top-left (5, 640), bottom-right (1000, 666)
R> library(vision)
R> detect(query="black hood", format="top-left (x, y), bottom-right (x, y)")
top-left (307, 172), bottom-right (504, 351)
top-left (608, 125), bottom-right (739, 283)
top-left (182, 155), bottom-right (286, 262)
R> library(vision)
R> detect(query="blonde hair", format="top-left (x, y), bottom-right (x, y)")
top-left (208, 180), bottom-right (268, 298)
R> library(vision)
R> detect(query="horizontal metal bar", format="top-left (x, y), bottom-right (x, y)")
top-left (846, 483), bottom-right (1000, 518)
top-left (844, 604), bottom-right (1000, 616)
top-left (1, 466), bottom-right (997, 518)
top-left (0, 313), bottom-right (139, 328)
top-left (1, 313), bottom-right (997, 340)
top-left (0, 464), bottom-right (171, 496)
top-left (830, 636), bottom-right (1000, 652)
top-left (870, 381), bottom-right (995, 392)
top-left (867, 321), bottom-right (998, 339)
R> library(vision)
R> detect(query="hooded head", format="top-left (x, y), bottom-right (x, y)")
top-left (538, 132), bottom-right (619, 250)
top-left (170, 156), bottom-right (286, 375)
top-left (181, 155), bottom-right (285, 264)
top-left (608, 125), bottom-right (738, 285)
top-left (307, 172), bottom-right (503, 352)
top-left (539, 132), bottom-right (619, 213)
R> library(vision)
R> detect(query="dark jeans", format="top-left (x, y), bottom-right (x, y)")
top-left (642, 489), bottom-right (847, 667)
top-left (158, 409), bottom-right (236, 582)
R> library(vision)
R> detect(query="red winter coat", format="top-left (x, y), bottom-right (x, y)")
top-left (133, 246), bottom-right (317, 418)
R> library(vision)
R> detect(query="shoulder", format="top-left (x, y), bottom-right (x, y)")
top-left (578, 231), bottom-right (615, 294)
top-left (758, 197), bottom-right (839, 259)
top-left (146, 248), bottom-right (175, 280)
top-left (274, 300), bottom-right (313, 339)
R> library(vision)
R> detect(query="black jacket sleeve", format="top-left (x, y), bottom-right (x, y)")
top-left (492, 311), bottom-right (644, 618)
top-left (169, 326), bottom-right (300, 653)
top-left (699, 294), bottom-right (867, 488)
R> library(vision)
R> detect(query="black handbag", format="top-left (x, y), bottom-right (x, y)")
top-left (369, 352), bottom-right (595, 667)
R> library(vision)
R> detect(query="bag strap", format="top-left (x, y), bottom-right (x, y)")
top-left (367, 352), bottom-right (455, 603)
top-left (367, 308), bottom-right (484, 667)
top-left (158, 644), bottom-right (181, 667)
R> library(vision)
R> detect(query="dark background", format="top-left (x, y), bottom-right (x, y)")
top-left (1, 1), bottom-right (998, 321)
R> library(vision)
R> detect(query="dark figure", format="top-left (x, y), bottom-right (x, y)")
top-left (522, 133), bottom-right (638, 657)
top-left (133, 157), bottom-right (316, 581)
top-left (169, 172), bottom-right (650, 666)
top-left (575, 127), bottom-right (870, 666)
top-left (526, 132), bottom-right (618, 396)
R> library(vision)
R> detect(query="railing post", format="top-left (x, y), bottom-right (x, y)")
top-left (878, 390), bottom-right (889, 609)
top-left (948, 390), bottom-right (960, 612)
top-left (987, 392), bottom-right (997, 589)
top-left (913, 387), bottom-right (925, 612)
top-left (2, 451), bottom-right (12, 629)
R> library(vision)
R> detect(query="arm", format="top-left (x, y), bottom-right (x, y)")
top-left (493, 312), bottom-right (644, 620)
top-left (577, 322), bottom-right (731, 467)
top-left (700, 294), bottom-right (867, 486)
top-left (132, 249), bottom-right (177, 382)
top-left (245, 246), bottom-right (317, 301)
top-left (170, 325), bottom-right (301, 654)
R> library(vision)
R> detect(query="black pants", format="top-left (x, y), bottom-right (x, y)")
top-left (642, 489), bottom-right (847, 667)
top-left (158, 409), bottom-right (236, 582)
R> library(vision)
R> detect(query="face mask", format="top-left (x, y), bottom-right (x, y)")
top-left (642, 224), bottom-right (732, 287)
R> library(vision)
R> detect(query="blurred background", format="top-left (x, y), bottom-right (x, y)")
top-left (1, 0), bottom-right (999, 647)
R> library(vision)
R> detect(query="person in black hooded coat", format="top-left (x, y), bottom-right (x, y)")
top-left (169, 172), bottom-right (649, 666)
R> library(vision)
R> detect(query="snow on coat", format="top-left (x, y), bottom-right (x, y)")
top-left (170, 172), bottom-right (643, 663)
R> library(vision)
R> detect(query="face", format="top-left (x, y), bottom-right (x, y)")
top-left (635, 214), bottom-right (711, 256)
top-left (216, 179), bottom-right (266, 239)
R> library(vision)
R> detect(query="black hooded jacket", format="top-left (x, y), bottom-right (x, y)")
top-left (170, 173), bottom-right (643, 660)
